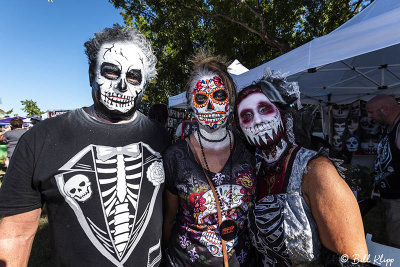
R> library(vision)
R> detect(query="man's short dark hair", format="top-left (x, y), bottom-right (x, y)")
top-left (10, 118), bottom-right (23, 129)
top-left (84, 24), bottom-right (157, 83)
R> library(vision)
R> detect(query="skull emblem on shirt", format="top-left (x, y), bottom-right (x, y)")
top-left (63, 174), bottom-right (92, 202)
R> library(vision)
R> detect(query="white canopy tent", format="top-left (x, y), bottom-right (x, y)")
top-left (168, 60), bottom-right (249, 108)
top-left (233, 0), bottom-right (400, 105)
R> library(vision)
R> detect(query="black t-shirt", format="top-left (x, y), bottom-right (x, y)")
top-left (0, 108), bottom-right (169, 267)
top-left (163, 135), bottom-right (256, 266)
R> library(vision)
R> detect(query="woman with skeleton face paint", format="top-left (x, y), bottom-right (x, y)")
top-left (162, 53), bottom-right (256, 266)
top-left (236, 70), bottom-right (369, 266)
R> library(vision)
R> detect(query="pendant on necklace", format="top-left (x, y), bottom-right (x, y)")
top-left (219, 219), bottom-right (238, 241)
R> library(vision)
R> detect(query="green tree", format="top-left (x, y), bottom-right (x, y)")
top-left (110, 0), bottom-right (372, 109)
top-left (5, 109), bottom-right (13, 117)
top-left (20, 99), bottom-right (43, 117)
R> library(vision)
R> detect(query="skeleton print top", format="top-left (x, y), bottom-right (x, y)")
top-left (248, 147), bottom-right (322, 266)
top-left (164, 135), bottom-right (256, 266)
top-left (0, 108), bottom-right (169, 267)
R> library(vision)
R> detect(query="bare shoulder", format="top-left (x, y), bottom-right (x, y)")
top-left (301, 157), bottom-right (367, 257)
top-left (302, 156), bottom-right (345, 195)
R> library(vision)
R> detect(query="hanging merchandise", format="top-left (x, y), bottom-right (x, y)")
top-left (332, 104), bottom-right (350, 119)
top-left (347, 117), bottom-right (360, 135)
top-left (330, 100), bottom-right (382, 155)
top-left (349, 100), bottom-right (361, 117)
top-left (360, 117), bottom-right (381, 136)
top-left (333, 118), bottom-right (347, 136)
top-left (345, 136), bottom-right (359, 152)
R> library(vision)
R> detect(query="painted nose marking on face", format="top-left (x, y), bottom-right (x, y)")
top-left (207, 99), bottom-right (214, 110)
top-left (118, 78), bottom-right (127, 92)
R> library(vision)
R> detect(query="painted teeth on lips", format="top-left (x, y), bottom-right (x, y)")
top-left (104, 92), bottom-right (134, 103)
top-left (108, 92), bottom-right (132, 101)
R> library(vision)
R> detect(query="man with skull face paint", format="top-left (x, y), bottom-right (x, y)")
top-left (236, 70), bottom-right (368, 266)
top-left (163, 53), bottom-right (256, 266)
top-left (0, 25), bottom-right (169, 266)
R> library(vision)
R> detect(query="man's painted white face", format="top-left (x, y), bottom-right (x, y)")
top-left (93, 42), bottom-right (145, 113)
top-left (192, 74), bottom-right (230, 130)
top-left (238, 92), bottom-right (287, 164)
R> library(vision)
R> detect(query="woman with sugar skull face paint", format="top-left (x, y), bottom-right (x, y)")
top-left (162, 53), bottom-right (256, 267)
top-left (235, 70), bottom-right (369, 266)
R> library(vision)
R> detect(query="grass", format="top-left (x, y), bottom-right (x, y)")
top-left (28, 208), bottom-right (52, 267)
top-left (0, 159), bottom-right (390, 265)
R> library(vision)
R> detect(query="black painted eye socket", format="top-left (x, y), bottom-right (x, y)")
top-left (213, 89), bottom-right (227, 102)
top-left (101, 63), bottom-right (120, 80)
top-left (195, 94), bottom-right (208, 105)
top-left (126, 69), bottom-right (142, 85)
top-left (259, 106), bottom-right (270, 114)
top-left (240, 110), bottom-right (254, 123)
top-left (258, 102), bottom-right (274, 115)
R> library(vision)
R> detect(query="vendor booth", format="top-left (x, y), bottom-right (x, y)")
top-left (232, 0), bottom-right (400, 167)
top-left (232, 0), bottom-right (400, 104)
top-left (168, 0), bottom-right (400, 154)
top-left (169, 0), bottom-right (400, 144)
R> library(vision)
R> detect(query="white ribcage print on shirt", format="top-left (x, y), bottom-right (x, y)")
top-left (249, 194), bottom-right (291, 266)
top-left (95, 151), bottom-right (142, 258)
top-left (55, 142), bottom-right (164, 266)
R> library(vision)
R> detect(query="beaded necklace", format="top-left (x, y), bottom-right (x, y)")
top-left (197, 129), bottom-right (238, 242)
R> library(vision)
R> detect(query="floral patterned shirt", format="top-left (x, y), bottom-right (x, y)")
top-left (164, 136), bottom-right (256, 266)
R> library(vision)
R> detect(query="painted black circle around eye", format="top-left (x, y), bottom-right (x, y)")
top-left (195, 94), bottom-right (208, 105)
top-left (126, 69), bottom-right (142, 85)
top-left (101, 63), bottom-right (121, 80)
top-left (240, 111), bottom-right (254, 124)
top-left (212, 89), bottom-right (227, 102)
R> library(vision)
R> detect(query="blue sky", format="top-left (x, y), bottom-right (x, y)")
top-left (0, 0), bottom-right (125, 117)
